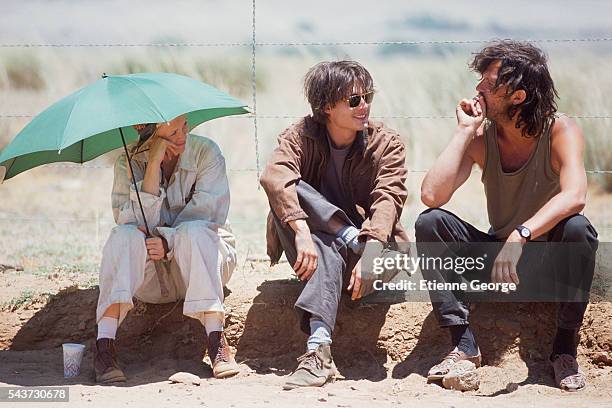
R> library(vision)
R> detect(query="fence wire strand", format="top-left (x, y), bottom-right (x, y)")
top-left (2, 114), bottom-right (612, 120)
top-left (251, 0), bottom-right (261, 184)
top-left (1, 37), bottom-right (612, 48)
top-left (16, 164), bottom-right (612, 175)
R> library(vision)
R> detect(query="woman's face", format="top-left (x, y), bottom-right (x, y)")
top-left (156, 115), bottom-right (188, 156)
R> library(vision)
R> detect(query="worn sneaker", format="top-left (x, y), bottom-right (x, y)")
top-left (206, 331), bottom-right (239, 379)
top-left (427, 347), bottom-right (482, 381)
top-left (94, 338), bottom-right (127, 384)
top-left (283, 343), bottom-right (340, 390)
top-left (552, 354), bottom-right (586, 392)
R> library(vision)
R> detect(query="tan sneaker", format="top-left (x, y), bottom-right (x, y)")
top-left (94, 338), bottom-right (127, 384)
top-left (552, 354), bottom-right (586, 392)
top-left (206, 331), bottom-right (239, 379)
top-left (427, 347), bottom-right (482, 381)
top-left (283, 344), bottom-right (340, 390)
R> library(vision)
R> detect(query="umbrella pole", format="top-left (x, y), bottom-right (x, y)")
top-left (119, 127), bottom-right (151, 237)
top-left (119, 127), bottom-right (169, 298)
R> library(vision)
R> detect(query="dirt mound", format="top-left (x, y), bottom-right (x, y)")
top-left (1, 280), bottom-right (611, 382)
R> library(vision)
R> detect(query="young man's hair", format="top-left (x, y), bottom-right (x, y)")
top-left (471, 40), bottom-right (558, 137)
top-left (304, 60), bottom-right (374, 124)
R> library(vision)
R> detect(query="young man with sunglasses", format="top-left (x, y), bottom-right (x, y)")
top-left (416, 40), bottom-right (598, 391)
top-left (260, 60), bottom-right (409, 389)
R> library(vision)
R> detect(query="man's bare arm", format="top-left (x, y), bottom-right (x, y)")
top-left (421, 97), bottom-right (484, 207)
top-left (519, 117), bottom-right (587, 239)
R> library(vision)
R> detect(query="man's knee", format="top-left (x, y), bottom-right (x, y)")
top-left (556, 215), bottom-right (598, 244)
top-left (414, 208), bottom-right (451, 242)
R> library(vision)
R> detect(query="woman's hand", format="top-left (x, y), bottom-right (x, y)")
top-left (148, 135), bottom-right (168, 165)
top-left (137, 226), bottom-right (168, 261)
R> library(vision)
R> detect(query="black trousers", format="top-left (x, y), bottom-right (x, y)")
top-left (270, 180), bottom-right (361, 335)
top-left (414, 208), bottom-right (598, 330)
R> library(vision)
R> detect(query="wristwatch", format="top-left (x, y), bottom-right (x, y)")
top-left (515, 225), bottom-right (531, 241)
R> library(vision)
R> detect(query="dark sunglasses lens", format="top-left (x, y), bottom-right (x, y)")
top-left (348, 95), bottom-right (361, 108)
top-left (364, 92), bottom-right (374, 104)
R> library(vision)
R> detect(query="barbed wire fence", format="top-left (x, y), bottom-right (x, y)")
top-left (0, 0), bottom-right (611, 248)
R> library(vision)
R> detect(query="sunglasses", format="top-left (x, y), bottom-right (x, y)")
top-left (346, 91), bottom-right (374, 108)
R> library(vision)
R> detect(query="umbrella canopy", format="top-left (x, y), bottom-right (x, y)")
top-left (0, 72), bottom-right (249, 183)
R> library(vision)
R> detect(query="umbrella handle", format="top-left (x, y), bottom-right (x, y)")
top-left (119, 127), bottom-right (151, 237)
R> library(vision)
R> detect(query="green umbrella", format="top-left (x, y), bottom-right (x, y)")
top-left (0, 72), bottom-right (249, 234)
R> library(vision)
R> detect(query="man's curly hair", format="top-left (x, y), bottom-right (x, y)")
top-left (471, 40), bottom-right (558, 137)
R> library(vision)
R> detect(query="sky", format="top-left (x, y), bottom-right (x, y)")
top-left (1, 0), bottom-right (611, 49)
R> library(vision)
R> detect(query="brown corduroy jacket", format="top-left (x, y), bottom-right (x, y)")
top-left (260, 116), bottom-right (409, 265)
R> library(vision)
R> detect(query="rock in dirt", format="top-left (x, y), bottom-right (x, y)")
top-left (168, 372), bottom-right (201, 385)
top-left (442, 360), bottom-right (479, 391)
top-left (593, 352), bottom-right (612, 366)
top-left (506, 382), bottom-right (519, 392)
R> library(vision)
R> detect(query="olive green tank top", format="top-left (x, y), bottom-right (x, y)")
top-left (482, 117), bottom-right (561, 239)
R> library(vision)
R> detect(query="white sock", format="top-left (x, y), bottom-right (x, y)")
top-left (97, 316), bottom-right (118, 340)
top-left (203, 313), bottom-right (224, 334)
top-left (307, 317), bottom-right (332, 352)
top-left (338, 225), bottom-right (363, 254)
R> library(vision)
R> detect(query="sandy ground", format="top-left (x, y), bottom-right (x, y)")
top-left (1, 365), bottom-right (611, 408)
top-left (1, 255), bottom-right (611, 408)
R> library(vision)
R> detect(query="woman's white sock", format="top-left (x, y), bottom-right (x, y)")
top-left (203, 313), bottom-right (224, 334)
top-left (97, 316), bottom-right (118, 340)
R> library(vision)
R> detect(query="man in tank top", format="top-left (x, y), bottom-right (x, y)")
top-left (416, 40), bottom-right (598, 391)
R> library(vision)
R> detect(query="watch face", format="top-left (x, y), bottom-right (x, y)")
top-left (520, 228), bottom-right (530, 238)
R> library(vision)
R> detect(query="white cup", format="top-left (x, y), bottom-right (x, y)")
top-left (62, 343), bottom-right (86, 378)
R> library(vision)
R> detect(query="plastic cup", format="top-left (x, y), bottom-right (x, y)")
top-left (62, 343), bottom-right (86, 378)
